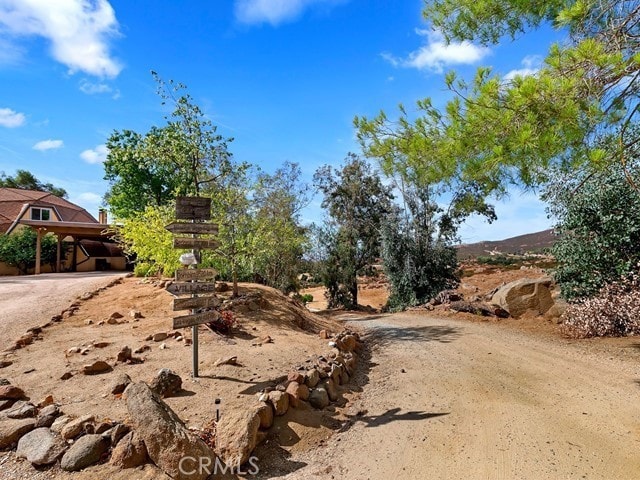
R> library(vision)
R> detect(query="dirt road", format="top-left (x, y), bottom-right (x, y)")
top-left (0, 272), bottom-right (127, 343)
top-left (283, 312), bottom-right (640, 480)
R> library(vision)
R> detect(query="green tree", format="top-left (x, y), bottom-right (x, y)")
top-left (104, 73), bottom-right (235, 219)
top-left (252, 162), bottom-right (311, 292)
top-left (0, 228), bottom-right (59, 275)
top-left (357, 0), bottom-right (639, 198)
top-left (0, 170), bottom-right (67, 198)
top-left (314, 154), bottom-right (394, 308)
top-left (543, 127), bottom-right (640, 300)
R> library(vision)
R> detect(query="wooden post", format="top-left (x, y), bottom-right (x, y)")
top-left (35, 228), bottom-right (42, 275)
top-left (56, 234), bottom-right (62, 273)
top-left (71, 237), bottom-right (77, 272)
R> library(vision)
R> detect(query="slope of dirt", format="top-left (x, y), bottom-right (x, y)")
top-left (0, 278), bottom-right (343, 479)
top-left (456, 228), bottom-right (556, 259)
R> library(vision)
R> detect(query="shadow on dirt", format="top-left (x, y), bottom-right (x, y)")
top-left (338, 407), bottom-right (449, 431)
top-left (364, 324), bottom-right (461, 347)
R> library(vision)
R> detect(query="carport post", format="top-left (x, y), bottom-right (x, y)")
top-left (56, 234), bottom-right (62, 273)
top-left (35, 228), bottom-right (42, 275)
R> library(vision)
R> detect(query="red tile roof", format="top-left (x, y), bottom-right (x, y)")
top-left (0, 188), bottom-right (98, 233)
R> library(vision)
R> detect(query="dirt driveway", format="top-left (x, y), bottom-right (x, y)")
top-left (0, 272), bottom-right (127, 343)
top-left (282, 312), bottom-right (640, 480)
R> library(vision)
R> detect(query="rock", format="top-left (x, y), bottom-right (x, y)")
top-left (0, 418), bottom-right (36, 448)
top-left (124, 382), bottom-right (217, 480)
top-left (16, 427), bottom-right (67, 465)
top-left (159, 343), bottom-right (167, 350)
top-left (50, 415), bottom-right (72, 434)
top-left (38, 395), bottom-right (54, 408)
top-left (308, 388), bottom-right (330, 409)
top-left (82, 361), bottom-right (112, 375)
top-left (60, 434), bottom-right (110, 471)
top-left (324, 379), bottom-right (338, 402)
top-left (287, 372), bottom-right (304, 384)
top-left (110, 431), bottom-right (148, 469)
top-left (337, 334), bottom-right (357, 352)
top-left (117, 346), bottom-right (132, 363)
top-left (109, 423), bottom-right (130, 446)
top-left (60, 371), bottom-right (74, 380)
top-left (319, 330), bottom-right (329, 339)
top-left (80, 292), bottom-right (94, 301)
top-left (107, 317), bottom-right (120, 325)
top-left (215, 408), bottom-right (261, 467)
top-left (35, 404), bottom-right (60, 428)
top-left (129, 310), bottom-right (144, 319)
top-left (286, 382), bottom-right (309, 408)
top-left (0, 385), bottom-right (25, 400)
top-left (340, 370), bottom-right (351, 385)
top-left (4, 401), bottom-right (36, 419)
top-left (254, 403), bottom-right (273, 429)
top-left (0, 400), bottom-right (13, 411)
top-left (110, 373), bottom-right (132, 395)
top-left (0, 379), bottom-right (9, 386)
top-left (267, 390), bottom-right (289, 416)
top-left (449, 301), bottom-right (495, 316)
top-left (330, 364), bottom-right (343, 385)
top-left (491, 277), bottom-right (555, 318)
top-left (214, 356), bottom-right (238, 367)
top-left (152, 332), bottom-right (168, 342)
top-left (149, 369), bottom-right (182, 398)
top-left (95, 421), bottom-right (113, 434)
top-left (61, 414), bottom-right (95, 440)
top-left (84, 319), bottom-right (94, 325)
top-left (109, 312), bottom-right (124, 320)
top-left (134, 345), bottom-right (151, 354)
top-left (305, 369), bottom-right (320, 388)
top-left (0, 360), bottom-right (12, 369)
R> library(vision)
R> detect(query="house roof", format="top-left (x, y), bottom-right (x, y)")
top-left (0, 187), bottom-right (98, 233)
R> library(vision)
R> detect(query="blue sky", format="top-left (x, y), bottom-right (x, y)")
top-left (0, 0), bottom-right (562, 242)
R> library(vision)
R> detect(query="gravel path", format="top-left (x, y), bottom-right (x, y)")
top-left (0, 272), bottom-right (127, 343)
top-left (282, 311), bottom-right (640, 480)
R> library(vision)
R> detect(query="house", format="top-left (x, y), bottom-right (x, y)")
top-left (0, 187), bottom-right (127, 275)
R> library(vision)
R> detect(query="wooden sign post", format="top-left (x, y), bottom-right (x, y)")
top-left (165, 196), bottom-right (219, 378)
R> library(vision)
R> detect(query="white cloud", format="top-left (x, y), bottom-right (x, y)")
top-left (79, 79), bottom-right (111, 94)
top-left (235, 0), bottom-right (344, 26)
top-left (33, 139), bottom-right (63, 151)
top-left (0, 0), bottom-right (122, 77)
top-left (504, 55), bottom-right (542, 82)
top-left (383, 29), bottom-right (490, 73)
top-left (0, 107), bottom-right (25, 127)
top-left (80, 143), bottom-right (108, 164)
top-left (77, 192), bottom-right (101, 203)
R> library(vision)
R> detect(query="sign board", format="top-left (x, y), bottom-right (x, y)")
top-left (165, 222), bottom-right (219, 235)
top-left (175, 268), bottom-right (218, 281)
top-left (173, 295), bottom-right (221, 311)
top-left (173, 237), bottom-right (220, 250)
top-left (176, 196), bottom-right (211, 220)
top-left (173, 310), bottom-right (220, 329)
top-left (166, 281), bottom-right (217, 296)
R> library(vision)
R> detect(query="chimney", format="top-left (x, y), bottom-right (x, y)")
top-left (98, 208), bottom-right (107, 224)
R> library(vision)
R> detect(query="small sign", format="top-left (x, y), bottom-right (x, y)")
top-left (176, 196), bottom-right (211, 220)
top-left (173, 295), bottom-right (221, 311)
top-left (166, 282), bottom-right (217, 296)
top-left (165, 222), bottom-right (219, 235)
top-left (173, 237), bottom-right (220, 250)
top-left (175, 268), bottom-right (218, 281)
top-left (173, 310), bottom-right (220, 329)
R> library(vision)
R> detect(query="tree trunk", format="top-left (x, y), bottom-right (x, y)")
top-left (232, 263), bottom-right (239, 298)
top-left (349, 279), bottom-right (358, 309)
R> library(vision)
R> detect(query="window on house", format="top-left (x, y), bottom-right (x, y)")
top-left (31, 208), bottom-right (51, 221)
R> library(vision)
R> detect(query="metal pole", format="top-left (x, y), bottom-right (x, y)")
top-left (192, 216), bottom-right (200, 377)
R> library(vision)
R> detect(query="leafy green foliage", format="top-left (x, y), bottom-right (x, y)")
top-left (0, 228), bottom-right (60, 274)
top-left (104, 73), bottom-right (235, 219)
top-left (544, 150), bottom-right (640, 300)
top-left (314, 154), bottom-right (394, 308)
top-left (0, 170), bottom-right (67, 198)
top-left (113, 204), bottom-right (183, 277)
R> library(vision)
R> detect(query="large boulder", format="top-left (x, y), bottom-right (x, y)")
top-left (491, 277), bottom-right (555, 318)
top-left (16, 427), bottom-right (67, 465)
top-left (60, 434), bottom-right (110, 471)
top-left (124, 382), bottom-right (217, 480)
top-left (214, 408), bottom-right (261, 467)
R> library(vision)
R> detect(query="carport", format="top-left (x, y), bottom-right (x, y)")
top-left (18, 219), bottom-right (112, 274)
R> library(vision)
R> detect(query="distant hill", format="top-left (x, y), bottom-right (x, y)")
top-left (456, 229), bottom-right (556, 259)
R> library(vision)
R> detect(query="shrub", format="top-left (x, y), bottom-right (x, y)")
top-left (207, 310), bottom-right (237, 334)
top-left (561, 271), bottom-right (640, 338)
top-left (301, 294), bottom-right (313, 304)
